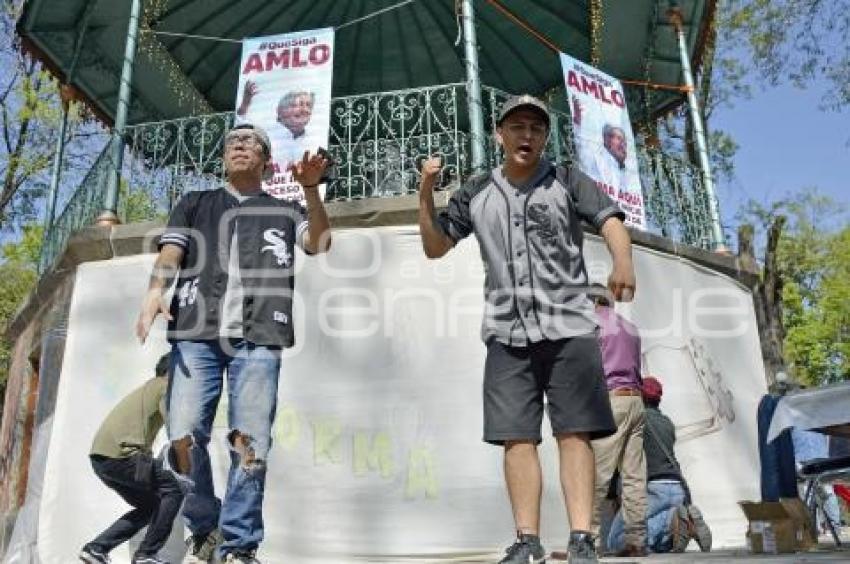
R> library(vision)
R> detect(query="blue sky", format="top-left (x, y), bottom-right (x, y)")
top-left (711, 79), bottom-right (849, 231)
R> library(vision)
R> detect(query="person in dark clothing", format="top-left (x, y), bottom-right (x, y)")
top-left (757, 373), bottom-right (798, 501)
top-left (608, 376), bottom-right (712, 553)
top-left (79, 354), bottom-right (183, 564)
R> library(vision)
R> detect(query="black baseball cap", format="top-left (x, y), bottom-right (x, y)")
top-left (497, 94), bottom-right (550, 127)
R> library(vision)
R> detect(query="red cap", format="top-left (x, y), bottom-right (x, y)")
top-left (642, 376), bottom-right (663, 402)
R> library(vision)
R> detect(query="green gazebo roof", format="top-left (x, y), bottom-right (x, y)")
top-left (17, 0), bottom-right (713, 125)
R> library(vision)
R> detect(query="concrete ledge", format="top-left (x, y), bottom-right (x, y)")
top-left (7, 194), bottom-right (759, 338)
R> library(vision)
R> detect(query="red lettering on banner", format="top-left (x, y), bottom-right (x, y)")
top-left (611, 91), bottom-right (625, 107)
top-left (266, 50), bottom-right (290, 70)
top-left (595, 181), bottom-right (616, 197)
top-left (617, 189), bottom-right (643, 206)
top-left (309, 44), bottom-right (331, 65)
top-left (242, 53), bottom-right (264, 74)
top-left (580, 76), bottom-right (599, 98)
top-left (566, 71), bottom-right (626, 109)
top-left (292, 47), bottom-right (308, 67)
top-left (244, 44), bottom-right (332, 74)
top-left (567, 71), bottom-right (581, 91)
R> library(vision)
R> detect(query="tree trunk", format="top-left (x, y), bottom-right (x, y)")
top-left (738, 217), bottom-right (787, 388)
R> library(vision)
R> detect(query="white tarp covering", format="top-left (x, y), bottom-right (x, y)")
top-left (15, 226), bottom-right (765, 563)
top-left (767, 382), bottom-right (850, 442)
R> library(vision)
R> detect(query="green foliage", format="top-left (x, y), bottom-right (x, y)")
top-left (0, 224), bottom-right (41, 393)
top-left (783, 227), bottom-right (850, 385)
top-left (708, 129), bottom-right (739, 185)
top-left (0, 1), bottom-right (105, 230)
top-left (738, 191), bottom-right (849, 385)
top-left (721, 0), bottom-right (850, 110)
top-left (2, 223), bottom-right (43, 266)
top-left (119, 183), bottom-right (167, 225)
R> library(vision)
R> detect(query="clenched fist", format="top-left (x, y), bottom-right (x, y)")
top-left (420, 156), bottom-right (442, 194)
top-left (422, 157), bottom-right (441, 178)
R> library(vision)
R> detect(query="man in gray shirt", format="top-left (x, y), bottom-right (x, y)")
top-left (418, 94), bottom-right (635, 564)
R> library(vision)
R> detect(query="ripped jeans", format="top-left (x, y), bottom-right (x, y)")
top-left (167, 339), bottom-right (281, 554)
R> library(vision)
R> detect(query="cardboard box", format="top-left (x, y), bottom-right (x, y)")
top-left (739, 498), bottom-right (817, 554)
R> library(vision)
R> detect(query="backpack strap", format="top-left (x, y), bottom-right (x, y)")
top-left (645, 414), bottom-right (694, 504)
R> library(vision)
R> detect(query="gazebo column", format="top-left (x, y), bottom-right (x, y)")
top-left (668, 5), bottom-right (727, 251)
top-left (98, 0), bottom-right (142, 225)
top-left (461, 0), bottom-right (486, 173)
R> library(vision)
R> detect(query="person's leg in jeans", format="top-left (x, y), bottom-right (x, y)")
top-left (168, 340), bottom-right (226, 538)
top-left (607, 480), bottom-right (685, 553)
top-left (218, 340), bottom-right (281, 555)
top-left (134, 460), bottom-right (186, 557)
top-left (619, 397), bottom-right (648, 548)
top-left (645, 481), bottom-right (686, 552)
top-left (84, 455), bottom-right (156, 554)
top-left (606, 509), bottom-right (625, 554)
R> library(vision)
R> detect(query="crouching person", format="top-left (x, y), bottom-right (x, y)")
top-left (607, 376), bottom-right (712, 554)
top-left (80, 353), bottom-right (183, 564)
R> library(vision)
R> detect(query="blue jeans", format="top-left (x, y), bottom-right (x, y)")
top-left (609, 480), bottom-right (687, 553)
top-left (167, 339), bottom-right (281, 555)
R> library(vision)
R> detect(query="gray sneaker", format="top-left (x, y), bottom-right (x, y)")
top-left (566, 531), bottom-right (597, 564)
top-left (687, 504), bottom-right (712, 552)
top-left (498, 533), bottom-right (546, 563)
top-left (222, 551), bottom-right (260, 563)
top-left (183, 530), bottom-right (222, 563)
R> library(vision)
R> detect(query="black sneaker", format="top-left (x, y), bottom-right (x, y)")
top-left (498, 533), bottom-right (546, 563)
top-left (183, 530), bottom-right (221, 563)
top-left (566, 531), bottom-right (598, 564)
top-left (687, 504), bottom-right (712, 552)
top-left (79, 546), bottom-right (111, 564)
top-left (222, 551), bottom-right (261, 563)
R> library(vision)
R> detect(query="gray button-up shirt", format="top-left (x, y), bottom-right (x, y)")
top-left (437, 161), bottom-right (624, 346)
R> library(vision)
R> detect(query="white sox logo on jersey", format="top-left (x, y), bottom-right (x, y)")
top-left (261, 228), bottom-right (293, 267)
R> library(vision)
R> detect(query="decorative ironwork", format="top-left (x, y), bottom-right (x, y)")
top-left (39, 83), bottom-right (720, 273)
top-left (638, 145), bottom-right (714, 248)
top-left (327, 83), bottom-right (468, 200)
top-left (39, 143), bottom-right (115, 273)
top-left (124, 111), bottom-right (234, 213)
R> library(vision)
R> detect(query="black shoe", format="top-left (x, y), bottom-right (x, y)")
top-left (498, 533), bottom-right (546, 563)
top-left (566, 531), bottom-right (598, 563)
